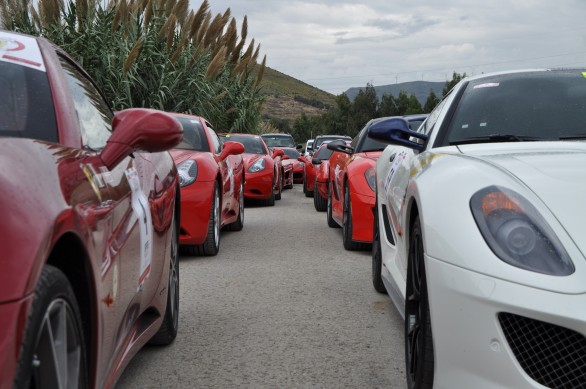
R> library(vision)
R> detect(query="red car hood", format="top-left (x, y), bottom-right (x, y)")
top-left (171, 149), bottom-right (197, 164)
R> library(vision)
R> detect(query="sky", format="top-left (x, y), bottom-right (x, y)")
top-left (191, 0), bottom-right (586, 95)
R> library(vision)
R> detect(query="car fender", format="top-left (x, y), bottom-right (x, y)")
top-left (402, 151), bottom-right (586, 294)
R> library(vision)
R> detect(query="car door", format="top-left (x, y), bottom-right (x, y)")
top-left (204, 122), bottom-right (233, 218)
top-left (58, 55), bottom-right (148, 377)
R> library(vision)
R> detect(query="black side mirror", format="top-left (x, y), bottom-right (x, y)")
top-left (327, 142), bottom-right (354, 155)
top-left (368, 118), bottom-right (429, 152)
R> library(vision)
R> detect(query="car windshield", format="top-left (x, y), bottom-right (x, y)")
top-left (223, 135), bottom-right (267, 154)
top-left (174, 117), bottom-right (210, 152)
top-left (261, 134), bottom-right (296, 148)
top-left (444, 70), bottom-right (586, 145)
top-left (0, 61), bottom-right (58, 142)
top-left (313, 146), bottom-right (334, 160)
top-left (283, 149), bottom-right (300, 158)
top-left (314, 136), bottom-right (349, 149)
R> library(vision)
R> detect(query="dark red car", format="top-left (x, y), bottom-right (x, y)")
top-left (171, 113), bottom-right (245, 256)
top-left (0, 30), bottom-right (182, 388)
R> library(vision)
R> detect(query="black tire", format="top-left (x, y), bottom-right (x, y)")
top-left (227, 179), bottom-right (244, 231)
top-left (313, 178), bottom-right (327, 212)
top-left (149, 213), bottom-right (180, 345)
top-left (14, 265), bottom-right (87, 389)
top-left (327, 181), bottom-right (340, 228)
top-left (372, 203), bottom-right (387, 294)
top-left (275, 170), bottom-right (282, 201)
top-left (188, 181), bottom-right (221, 256)
top-left (342, 181), bottom-right (369, 251)
top-left (405, 217), bottom-right (434, 389)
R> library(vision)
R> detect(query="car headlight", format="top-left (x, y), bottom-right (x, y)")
top-left (470, 186), bottom-right (574, 276)
top-left (248, 158), bottom-right (266, 173)
top-left (178, 160), bottom-right (198, 187)
top-left (365, 168), bottom-right (376, 192)
top-left (298, 162), bottom-right (304, 168)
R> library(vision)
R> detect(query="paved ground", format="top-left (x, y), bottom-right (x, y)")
top-left (116, 185), bottom-right (406, 388)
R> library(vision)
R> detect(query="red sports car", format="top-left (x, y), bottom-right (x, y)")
top-left (0, 30), bottom-right (182, 388)
top-left (327, 115), bottom-right (427, 250)
top-left (171, 114), bottom-right (245, 256)
top-left (277, 147), bottom-right (302, 187)
top-left (220, 133), bottom-right (284, 206)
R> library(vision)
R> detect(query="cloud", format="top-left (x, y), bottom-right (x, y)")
top-left (193, 0), bottom-right (586, 94)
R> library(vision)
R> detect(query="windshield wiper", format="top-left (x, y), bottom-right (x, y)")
top-left (559, 134), bottom-right (586, 140)
top-left (449, 134), bottom-right (544, 146)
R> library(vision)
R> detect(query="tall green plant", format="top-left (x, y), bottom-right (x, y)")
top-left (1, 0), bottom-right (267, 132)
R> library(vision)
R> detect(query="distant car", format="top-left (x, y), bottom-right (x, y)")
top-left (327, 115), bottom-right (427, 250)
top-left (305, 139), bottom-right (314, 156)
top-left (368, 69), bottom-right (586, 389)
top-left (221, 133), bottom-right (284, 206)
top-left (261, 133), bottom-right (299, 150)
top-left (301, 142), bottom-right (334, 197)
top-left (0, 30), bottom-right (182, 388)
top-left (313, 134), bottom-right (351, 151)
top-left (279, 147), bottom-right (304, 185)
top-left (171, 113), bottom-right (245, 256)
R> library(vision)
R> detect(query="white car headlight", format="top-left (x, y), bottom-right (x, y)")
top-left (178, 160), bottom-right (198, 187)
top-left (248, 158), bottom-right (266, 173)
top-left (470, 186), bottom-right (574, 276)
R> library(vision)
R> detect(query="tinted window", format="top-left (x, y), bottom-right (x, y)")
top-left (205, 122), bottom-right (221, 154)
top-left (0, 61), bottom-right (58, 142)
top-left (444, 71), bottom-right (586, 145)
top-left (223, 135), bottom-right (267, 154)
top-left (261, 134), bottom-right (295, 148)
top-left (175, 117), bottom-right (210, 152)
top-left (313, 146), bottom-right (333, 160)
top-left (283, 149), bottom-right (300, 158)
top-left (314, 135), bottom-right (350, 149)
top-left (60, 56), bottom-right (112, 150)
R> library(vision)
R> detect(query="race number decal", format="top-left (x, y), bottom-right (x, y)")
top-left (125, 167), bottom-right (153, 289)
top-left (0, 32), bottom-right (46, 71)
top-left (384, 151), bottom-right (407, 192)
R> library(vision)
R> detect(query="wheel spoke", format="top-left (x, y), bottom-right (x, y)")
top-left (33, 299), bottom-right (82, 389)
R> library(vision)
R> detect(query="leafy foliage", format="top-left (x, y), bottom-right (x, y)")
top-left (1, 0), bottom-right (266, 132)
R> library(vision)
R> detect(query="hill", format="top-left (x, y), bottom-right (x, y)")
top-left (257, 66), bottom-right (336, 121)
top-left (256, 68), bottom-right (446, 123)
top-left (344, 81), bottom-right (445, 105)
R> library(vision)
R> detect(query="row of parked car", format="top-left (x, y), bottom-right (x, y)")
top-left (300, 68), bottom-right (586, 388)
top-left (0, 29), bottom-right (304, 388)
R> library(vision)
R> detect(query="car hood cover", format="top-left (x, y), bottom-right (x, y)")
top-left (459, 142), bottom-right (586, 256)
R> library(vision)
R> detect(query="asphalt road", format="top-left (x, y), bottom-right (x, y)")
top-left (116, 185), bottom-right (406, 388)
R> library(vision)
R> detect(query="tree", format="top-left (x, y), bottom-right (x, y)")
top-left (350, 82), bottom-right (378, 135)
top-left (379, 93), bottom-right (399, 117)
top-left (423, 89), bottom-right (440, 113)
top-left (1, 0), bottom-right (267, 132)
top-left (442, 71), bottom-right (467, 97)
top-left (405, 95), bottom-right (423, 115)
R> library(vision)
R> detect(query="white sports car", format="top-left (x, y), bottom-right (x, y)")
top-left (368, 69), bottom-right (586, 389)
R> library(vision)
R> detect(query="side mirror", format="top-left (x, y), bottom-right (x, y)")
top-left (101, 108), bottom-right (182, 169)
top-left (297, 156), bottom-right (306, 162)
top-left (282, 155), bottom-right (290, 160)
top-left (296, 144), bottom-right (303, 150)
top-left (272, 148), bottom-right (284, 159)
top-left (367, 117), bottom-right (429, 152)
top-left (219, 141), bottom-right (245, 160)
top-left (327, 142), bottom-right (354, 155)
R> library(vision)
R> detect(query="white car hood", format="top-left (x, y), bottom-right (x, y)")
top-left (458, 142), bottom-right (586, 256)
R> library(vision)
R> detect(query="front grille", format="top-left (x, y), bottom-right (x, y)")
top-left (499, 312), bottom-right (586, 388)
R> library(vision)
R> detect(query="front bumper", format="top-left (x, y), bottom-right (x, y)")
top-left (244, 170), bottom-right (274, 200)
top-left (350, 191), bottom-right (375, 242)
top-left (0, 296), bottom-right (33, 389)
top-left (179, 180), bottom-right (214, 245)
top-left (426, 254), bottom-right (586, 388)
